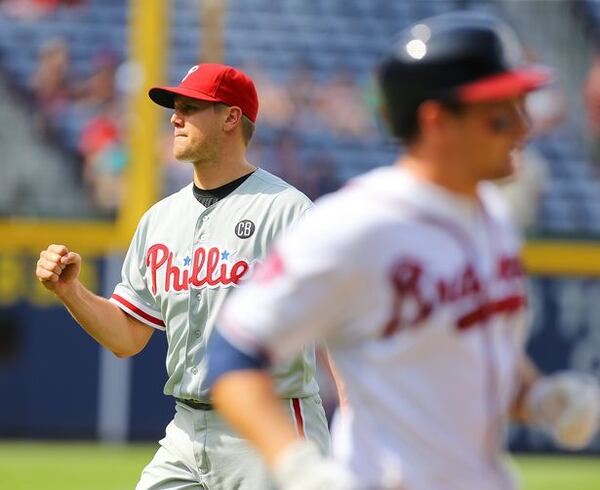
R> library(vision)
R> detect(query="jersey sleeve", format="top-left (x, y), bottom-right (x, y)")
top-left (217, 195), bottom-right (366, 363)
top-left (109, 211), bottom-right (165, 331)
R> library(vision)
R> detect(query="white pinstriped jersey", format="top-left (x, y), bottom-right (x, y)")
top-left (218, 166), bottom-right (529, 490)
top-left (110, 168), bottom-right (319, 402)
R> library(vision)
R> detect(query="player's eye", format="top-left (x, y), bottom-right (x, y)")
top-left (175, 104), bottom-right (197, 115)
top-left (487, 113), bottom-right (514, 132)
top-left (486, 108), bottom-right (527, 134)
top-left (482, 98), bottom-right (531, 134)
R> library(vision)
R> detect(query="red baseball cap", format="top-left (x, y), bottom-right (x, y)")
top-left (149, 63), bottom-right (259, 123)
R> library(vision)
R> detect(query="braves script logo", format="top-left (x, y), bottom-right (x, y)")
top-left (146, 243), bottom-right (255, 294)
top-left (383, 256), bottom-right (526, 337)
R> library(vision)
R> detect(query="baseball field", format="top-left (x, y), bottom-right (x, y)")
top-left (0, 441), bottom-right (598, 489)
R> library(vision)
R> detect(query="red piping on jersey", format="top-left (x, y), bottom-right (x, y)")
top-left (111, 294), bottom-right (165, 327)
top-left (457, 294), bottom-right (526, 330)
top-left (292, 398), bottom-right (305, 438)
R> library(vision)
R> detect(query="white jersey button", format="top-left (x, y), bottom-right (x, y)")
top-left (191, 367), bottom-right (198, 375)
top-left (194, 330), bottom-right (201, 337)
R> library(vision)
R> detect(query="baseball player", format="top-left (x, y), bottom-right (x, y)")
top-left (205, 13), bottom-right (600, 490)
top-left (35, 63), bottom-right (330, 489)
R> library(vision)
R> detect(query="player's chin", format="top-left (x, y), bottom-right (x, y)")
top-left (172, 147), bottom-right (193, 162)
top-left (486, 159), bottom-right (515, 182)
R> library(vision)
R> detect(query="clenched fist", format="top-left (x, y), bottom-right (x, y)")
top-left (36, 244), bottom-right (82, 297)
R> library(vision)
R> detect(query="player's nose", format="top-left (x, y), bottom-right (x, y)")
top-left (514, 99), bottom-right (532, 141)
top-left (171, 111), bottom-right (184, 127)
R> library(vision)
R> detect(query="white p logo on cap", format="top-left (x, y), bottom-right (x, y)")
top-left (181, 65), bottom-right (199, 83)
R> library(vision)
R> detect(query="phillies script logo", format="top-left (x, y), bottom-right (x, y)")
top-left (147, 243), bottom-right (253, 294)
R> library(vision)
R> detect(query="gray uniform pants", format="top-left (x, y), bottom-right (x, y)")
top-left (136, 395), bottom-right (330, 490)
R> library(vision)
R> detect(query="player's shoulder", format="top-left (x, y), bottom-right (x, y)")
top-left (139, 183), bottom-right (194, 224)
top-left (249, 168), bottom-right (312, 208)
top-left (296, 167), bottom-right (407, 239)
top-left (278, 172), bottom-right (412, 269)
top-left (323, 165), bottom-right (413, 218)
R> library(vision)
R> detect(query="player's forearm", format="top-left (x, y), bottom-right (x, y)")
top-left (510, 355), bottom-right (541, 423)
top-left (323, 350), bottom-right (349, 412)
top-left (212, 370), bottom-right (300, 467)
top-left (57, 280), bottom-right (152, 357)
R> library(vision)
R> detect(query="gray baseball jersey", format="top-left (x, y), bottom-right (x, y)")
top-left (109, 168), bottom-right (319, 402)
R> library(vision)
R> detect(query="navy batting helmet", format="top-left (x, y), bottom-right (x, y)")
top-left (377, 11), bottom-right (552, 141)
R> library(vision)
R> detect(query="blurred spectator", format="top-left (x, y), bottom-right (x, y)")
top-left (78, 49), bottom-right (120, 112)
top-left (1, 0), bottom-right (84, 20)
top-left (61, 48), bottom-right (121, 148)
top-left (266, 131), bottom-right (304, 190)
top-left (286, 60), bottom-right (327, 134)
top-left (302, 153), bottom-right (341, 201)
top-left (78, 113), bottom-right (126, 214)
top-left (74, 49), bottom-right (127, 214)
top-left (243, 61), bottom-right (294, 130)
top-left (29, 38), bottom-right (73, 131)
top-left (287, 60), bottom-right (317, 115)
top-left (316, 68), bottom-right (376, 137)
top-left (36, 0), bottom-right (84, 7)
top-left (584, 52), bottom-right (600, 165)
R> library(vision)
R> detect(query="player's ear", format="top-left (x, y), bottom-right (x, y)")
top-left (222, 106), bottom-right (243, 133)
top-left (417, 100), bottom-right (455, 140)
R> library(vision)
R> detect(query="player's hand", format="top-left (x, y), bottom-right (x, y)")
top-left (273, 439), bottom-right (359, 490)
top-left (36, 244), bottom-right (82, 297)
top-left (526, 371), bottom-right (600, 449)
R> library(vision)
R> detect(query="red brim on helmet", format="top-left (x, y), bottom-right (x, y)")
top-left (456, 66), bottom-right (553, 102)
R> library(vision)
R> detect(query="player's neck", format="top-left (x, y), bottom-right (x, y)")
top-left (398, 154), bottom-right (479, 200)
top-left (192, 149), bottom-right (256, 190)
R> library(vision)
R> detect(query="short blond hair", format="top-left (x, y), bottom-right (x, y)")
top-left (240, 114), bottom-right (255, 146)
top-left (215, 103), bottom-right (255, 146)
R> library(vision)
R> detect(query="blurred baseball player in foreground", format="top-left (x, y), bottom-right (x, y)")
top-left (206, 13), bottom-right (600, 490)
top-left (36, 63), bottom-right (330, 489)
